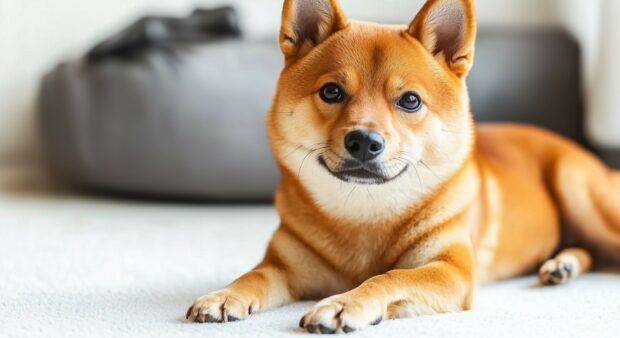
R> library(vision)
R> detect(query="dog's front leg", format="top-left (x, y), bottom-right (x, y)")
top-left (186, 225), bottom-right (346, 323)
top-left (186, 260), bottom-right (292, 323)
top-left (300, 242), bottom-right (475, 334)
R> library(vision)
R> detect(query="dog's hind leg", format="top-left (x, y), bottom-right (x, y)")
top-left (551, 150), bottom-right (620, 266)
top-left (539, 248), bottom-right (593, 285)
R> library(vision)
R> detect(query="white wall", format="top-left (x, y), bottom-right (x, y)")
top-left (0, 0), bottom-right (604, 166)
top-left (587, 0), bottom-right (620, 147)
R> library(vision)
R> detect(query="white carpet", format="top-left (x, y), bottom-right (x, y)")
top-left (1, 166), bottom-right (619, 338)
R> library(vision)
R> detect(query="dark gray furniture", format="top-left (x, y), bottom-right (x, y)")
top-left (469, 29), bottom-right (584, 145)
top-left (38, 29), bottom-right (587, 201)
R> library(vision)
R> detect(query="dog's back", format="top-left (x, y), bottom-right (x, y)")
top-left (474, 124), bottom-right (620, 283)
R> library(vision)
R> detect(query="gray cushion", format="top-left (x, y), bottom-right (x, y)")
top-left (39, 40), bottom-right (282, 200)
top-left (38, 29), bottom-right (583, 201)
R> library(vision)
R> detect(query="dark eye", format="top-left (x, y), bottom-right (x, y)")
top-left (397, 92), bottom-right (423, 113)
top-left (319, 83), bottom-right (345, 104)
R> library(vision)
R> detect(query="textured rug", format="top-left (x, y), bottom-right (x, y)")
top-left (1, 166), bottom-right (619, 338)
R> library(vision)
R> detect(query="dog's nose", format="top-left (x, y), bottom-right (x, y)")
top-left (344, 130), bottom-right (385, 162)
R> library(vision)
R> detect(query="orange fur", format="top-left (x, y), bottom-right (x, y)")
top-left (187, 0), bottom-right (620, 333)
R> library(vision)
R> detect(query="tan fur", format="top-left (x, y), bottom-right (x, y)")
top-left (187, 0), bottom-right (620, 333)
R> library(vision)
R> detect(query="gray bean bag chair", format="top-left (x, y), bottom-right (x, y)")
top-left (38, 29), bottom-right (583, 201)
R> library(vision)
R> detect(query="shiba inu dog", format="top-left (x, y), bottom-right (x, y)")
top-left (187, 0), bottom-right (620, 333)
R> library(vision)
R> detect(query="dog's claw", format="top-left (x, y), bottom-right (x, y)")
top-left (186, 306), bottom-right (194, 320)
top-left (343, 325), bottom-right (355, 333)
top-left (305, 324), bottom-right (318, 334)
top-left (319, 324), bottom-right (336, 334)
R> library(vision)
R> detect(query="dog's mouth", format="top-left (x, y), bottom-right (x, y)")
top-left (318, 156), bottom-right (408, 185)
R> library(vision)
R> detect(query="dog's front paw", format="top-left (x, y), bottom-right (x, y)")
top-left (300, 295), bottom-right (383, 334)
top-left (186, 291), bottom-right (256, 323)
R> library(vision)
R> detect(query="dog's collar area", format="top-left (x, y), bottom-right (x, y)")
top-left (318, 156), bottom-right (409, 185)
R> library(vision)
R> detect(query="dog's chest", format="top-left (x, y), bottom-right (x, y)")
top-left (315, 224), bottom-right (406, 283)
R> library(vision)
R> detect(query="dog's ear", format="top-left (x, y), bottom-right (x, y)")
top-left (280, 0), bottom-right (348, 60)
top-left (408, 0), bottom-right (477, 78)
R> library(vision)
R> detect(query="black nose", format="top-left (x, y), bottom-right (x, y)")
top-left (344, 130), bottom-right (385, 162)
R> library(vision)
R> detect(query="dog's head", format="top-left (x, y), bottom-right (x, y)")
top-left (268, 0), bottom-right (477, 222)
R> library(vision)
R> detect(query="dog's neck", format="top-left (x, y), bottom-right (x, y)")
top-left (276, 147), bottom-right (477, 228)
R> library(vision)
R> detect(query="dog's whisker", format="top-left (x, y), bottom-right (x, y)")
top-left (286, 142), bottom-right (330, 162)
top-left (394, 157), bottom-right (414, 169)
top-left (420, 160), bottom-right (439, 178)
top-left (344, 185), bottom-right (358, 209)
top-left (298, 146), bottom-right (330, 177)
top-left (395, 156), bottom-right (421, 185)
top-left (391, 159), bottom-right (411, 179)
top-left (366, 187), bottom-right (376, 203)
top-left (283, 145), bottom-right (304, 160)
top-left (441, 128), bottom-right (462, 134)
top-left (274, 111), bottom-right (295, 117)
top-left (412, 163), bottom-right (423, 190)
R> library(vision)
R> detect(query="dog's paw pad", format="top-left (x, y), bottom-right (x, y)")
top-left (539, 259), bottom-right (574, 286)
top-left (186, 293), bottom-right (251, 324)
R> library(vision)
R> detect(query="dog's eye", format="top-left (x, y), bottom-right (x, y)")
top-left (397, 92), bottom-right (423, 113)
top-left (319, 83), bottom-right (345, 104)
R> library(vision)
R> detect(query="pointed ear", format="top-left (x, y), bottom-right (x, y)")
top-left (408, 0), bottom-right (477, 78)
top-left (280, 0), bottom-right (348, 60)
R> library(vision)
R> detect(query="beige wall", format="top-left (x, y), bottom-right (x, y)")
top-left (0, 0), bottom-right (603, 166)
